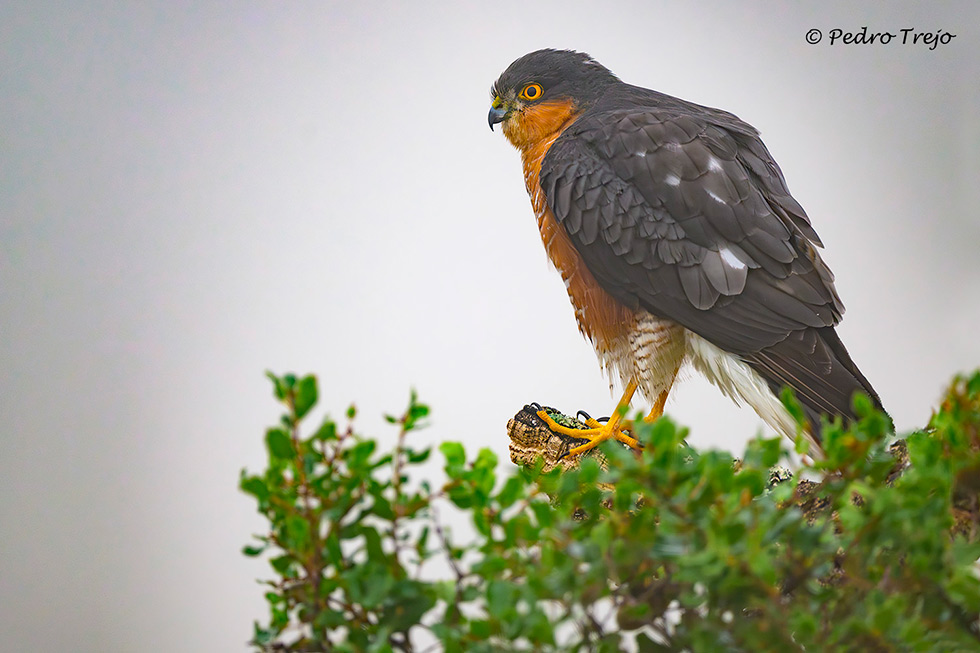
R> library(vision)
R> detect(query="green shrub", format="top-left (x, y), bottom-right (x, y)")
top-left (241, 371), bottom-right (980, 651)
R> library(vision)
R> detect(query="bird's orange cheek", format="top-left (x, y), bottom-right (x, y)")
top-left (503, 100), bottom-right (579, 151)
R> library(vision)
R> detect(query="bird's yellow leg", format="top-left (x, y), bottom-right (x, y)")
top-left (643, 386), bottom-right (671, 423)
top-left (536, 381), bottom-right (641, 457)
top-left (642, 366), bottom-right (678, 424)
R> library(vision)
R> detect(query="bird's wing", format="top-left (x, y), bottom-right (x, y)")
top-left (540, 108), bottom-right (881, 422)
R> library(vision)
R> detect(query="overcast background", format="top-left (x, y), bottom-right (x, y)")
top-left (2, 1), bottom-right (978, 650)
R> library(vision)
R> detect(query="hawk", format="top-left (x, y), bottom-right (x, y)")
top-left (488, 49), bottom-right (887, 456)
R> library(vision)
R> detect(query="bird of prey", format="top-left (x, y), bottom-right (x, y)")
top-left (488, 49), bottom-right (886, 456)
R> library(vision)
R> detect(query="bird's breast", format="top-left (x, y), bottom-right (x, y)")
top-left (519, 130), bottom-right (636, 360)
top-left (512, 108), bottom-right (687, 400)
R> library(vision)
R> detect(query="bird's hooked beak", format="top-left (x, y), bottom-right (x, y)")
top-left (488, 96), bottom-right (508, 131)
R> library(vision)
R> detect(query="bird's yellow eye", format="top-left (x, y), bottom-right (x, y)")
top-left (519, 83), bottom-right (543, 101)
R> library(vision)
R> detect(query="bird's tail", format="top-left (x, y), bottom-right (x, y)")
top-left (745, 326), bottom-right (890, 444)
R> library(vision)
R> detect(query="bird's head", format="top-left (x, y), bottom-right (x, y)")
top-left (489, 49), bottom-right (619, 150)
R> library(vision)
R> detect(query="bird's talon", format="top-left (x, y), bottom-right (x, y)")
top-left (534, 403), bottom-right (642, 458)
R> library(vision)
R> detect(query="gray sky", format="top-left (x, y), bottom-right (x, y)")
top-left (1, 2), bottom-right (978, 650)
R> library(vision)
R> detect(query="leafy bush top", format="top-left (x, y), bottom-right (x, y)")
top-left (242, 372), bottom-right (980, 652)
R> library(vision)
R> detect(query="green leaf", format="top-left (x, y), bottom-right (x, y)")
top-left (347, 439), bottom-right (376, 468)
top-left (240, 475), bottom-right (270, 502)
top-left (266, 371), bottom-right (287, 400)
top-left (851, 391), bottom-right (873, 417)
top-left (405, 393), bottom-right (430, 430)
top-left (363, 526), bottom-right (385, 562)
top-left (440, 442), bottom-right (466, 470)
top-left (496, 474), bottom-right (525, 508)
top-left (408, 402), bottom-right (429, 421)
top-left (469, 619), bottom-right (491, 639)
top-left (313, 608), bottom-right (348, 630)
top-left (795, 431), bottom-right (811, 456)
top-left (779, 386), bottom-right (806, 427)
top-left (252, 621), bottom-right (278, 646)
top-left (324, 534), bottom-right (344, 567)
top-left (966, 371), bottom-right (980, 397)
top-left (371, 492), bottom-right (396, 520)
top-left (530, 500), bottom-right (553, 528)
top-left (265, 428), bottom-right (295, 460)
top-left (474, 447), bottom-right (498, 471)
top-left (294, 374), bottom-right (318, 419)
top-left (314, 418), bottom-right (337, 442)
top-left (269, 554), bottom-right (296, 576)
top-left (242, 543), bottom-right (267, 557)
top-left (406, 447), bottom-right (431, 464)
top-left (487, 579), bottom-right (519, 620)
top-left (635, 632), bottom-right (672, 652)
top-left (263, 591), bottom-right (282, 605)
top-left (416, 525), bottom-right (430, 558)
top-left (447, 483), bottom-right (473, 509)
top-left (281, 515), bottom-right (311, 553)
